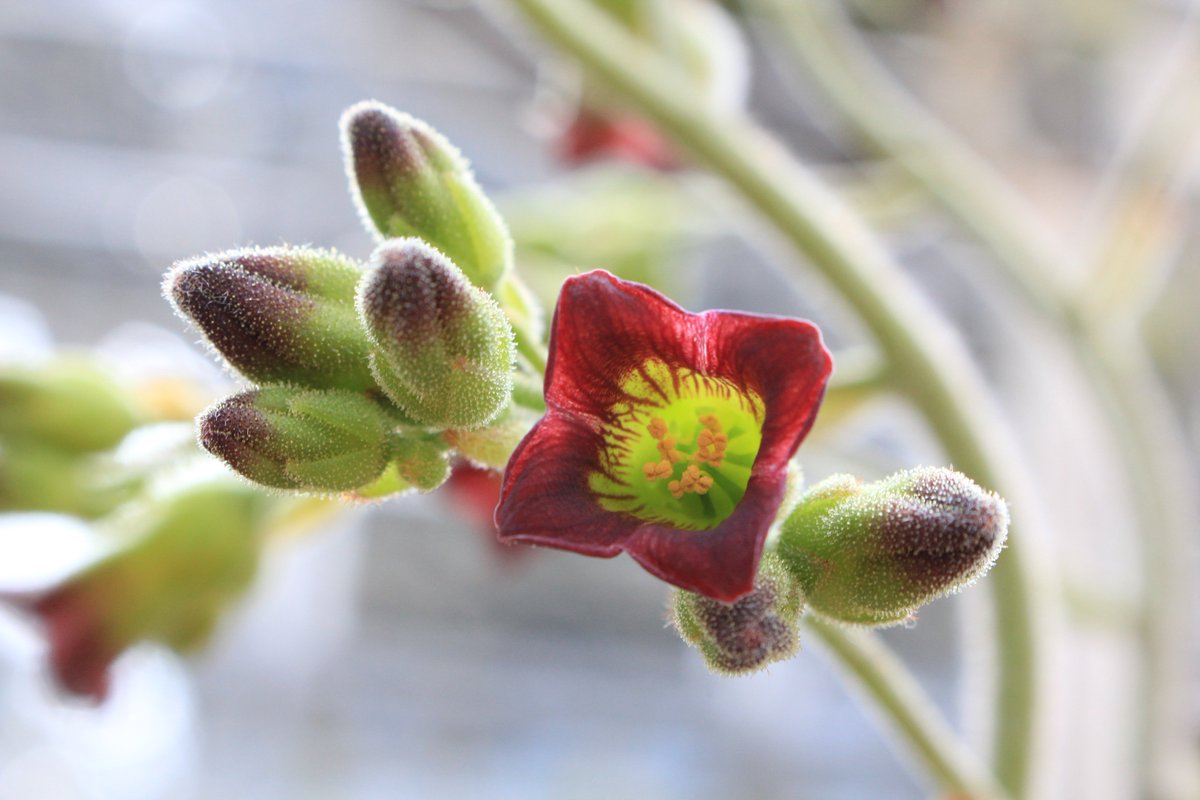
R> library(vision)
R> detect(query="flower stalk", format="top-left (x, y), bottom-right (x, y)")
top-left (501, 0), bottom-right (1050, 793)
top-left (805, 616), bottom-right (1008, 800)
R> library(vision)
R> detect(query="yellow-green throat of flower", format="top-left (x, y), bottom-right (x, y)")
top-left (589, 359), bottom-right (764, 530)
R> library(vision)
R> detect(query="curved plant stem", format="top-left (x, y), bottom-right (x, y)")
top-left (805, 617), bottom-right (1008, 800)
top-left (747, 2), bottom-right (1200, 795)
top-left (501, 0), bottom-right (1053, 795)
top-left (748, 0), bottom-right (1076, 324)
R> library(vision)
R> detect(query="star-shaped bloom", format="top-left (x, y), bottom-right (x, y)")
top-left (495, 271), bottom-right (832, 601)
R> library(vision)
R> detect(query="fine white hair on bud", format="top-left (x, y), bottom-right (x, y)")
top-left (357, 238), bottom-right (515, 430)
top-left (198, 386), bottom-right (393, 493)
top-left (777, 467), bottom-right (1009, 627)
top-left (163, 246), bottom-right (374, 391)
top-left (671, 553), bottom-right (804, 675)
top-left (340, 101), bottom-right (513, 290)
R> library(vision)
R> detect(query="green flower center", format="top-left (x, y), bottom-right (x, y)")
top-left (589, 358), bottom-right (764, 530)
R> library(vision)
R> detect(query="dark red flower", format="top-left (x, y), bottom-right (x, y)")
top-left (495, 271), bottom-right (831, 601)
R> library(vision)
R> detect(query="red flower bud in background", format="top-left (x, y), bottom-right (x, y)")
top-left (559, 110), bottom-right (681, 171)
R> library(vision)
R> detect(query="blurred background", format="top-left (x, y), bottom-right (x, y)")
top-left (0, 0), bottom-right (1197, 798)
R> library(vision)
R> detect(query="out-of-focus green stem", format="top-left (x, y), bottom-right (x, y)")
top-left (805, 617), bottom-right (1008, 800)
top-left (750, 0), bottom-right (1077, 327)
top-left (512, 320), bottom-right (548, 374)
top-left (750, 2), bottom-right (1200, 795)
top-left (502, 0), bottom-right (1050, 795)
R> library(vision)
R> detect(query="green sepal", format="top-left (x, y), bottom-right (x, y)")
top-left (442, 403), bottom-right (539, 470)
top-left (390, 436), bottom-right (451, 492)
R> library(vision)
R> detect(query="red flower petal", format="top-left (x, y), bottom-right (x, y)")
top-left (496, 271), bottom-right (831, 601)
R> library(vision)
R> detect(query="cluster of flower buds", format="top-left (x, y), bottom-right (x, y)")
top-left (158, 97), bottom-right (1015, 686)
top-left (166, 102), bottom-right (530, 498)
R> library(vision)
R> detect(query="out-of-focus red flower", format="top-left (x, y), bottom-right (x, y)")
top-left (444, 463), bottom-right (532, 565)
top-left (559, 110), bottom-right (682, 171)
top-left (495, 271), bottom-right (831, 601)
top-left (24, 582), bottom-right (119, 700)
top-left (445, 463), bottom-right (503, 532)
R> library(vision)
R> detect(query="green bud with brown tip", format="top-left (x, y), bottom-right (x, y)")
top-left (165, 246), bottom-right (373, 391)
top-left (671, 553), bottom-right (804, 675)
top-left (357, 239), bottom-right (515, 430)
top-left (198, 386), bottom-right (392, 492)
top-left (341, 101), bottom-right (511, 290)
top-left (777, 468), bottom-right (1009, 626)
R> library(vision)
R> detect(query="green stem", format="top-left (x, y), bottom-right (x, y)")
top-left (805, 617), bottom-right (1008, 800)
top-left (512, 319), bottom-right (548, 374)
top-left (749, 0), bottom-right (1076, 325)
top-left (750, 2), bottom-right (1200, 794)
top-left (503, 0), bottom-right (1050, 795)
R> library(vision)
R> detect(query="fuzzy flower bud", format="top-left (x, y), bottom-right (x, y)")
top-left (671, 553), bottom-right (804, 675)
top-left (199, 386), bottom-right (393, 492)
top-left (341, 101), bottom-right (511, 290)
top-left (357, 239), bottom-right (514, 430)
top-left (777, 467), bottom-right (1009, 626)
top-left (165, 246), bottom-right (373, 391)
top-left (0, 360), bottom-right (141, 452)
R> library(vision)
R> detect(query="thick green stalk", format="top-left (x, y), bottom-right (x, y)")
top-left (750, 0), bottom-right (1075, 326)
top-left (805, 617), bottom-right (1008, 800)
top-left (748, 2), bottom-right (1200, 795)
top-left (502, 0), bottom-right (1052, 795)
